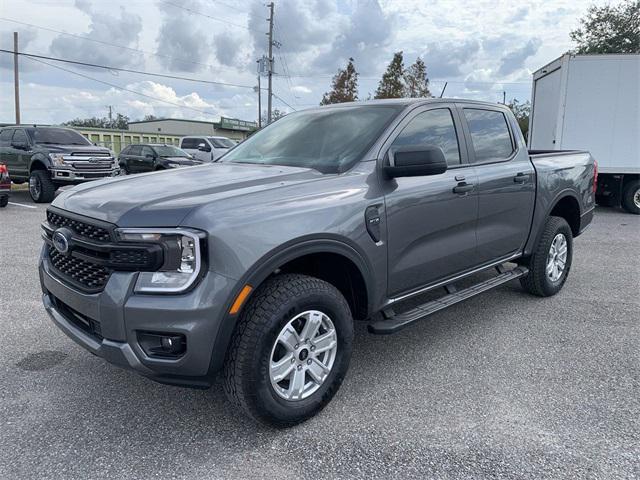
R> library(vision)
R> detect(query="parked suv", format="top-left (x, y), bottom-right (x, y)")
top-left (179, 136), bottom-right (235, 162)
top-left (39, 99), bottom-right (596, 426)
top-left (0, 126), bottom-right (119, 202)
top-left (119, 144), bottom-right (202, 174)
top-left (0, 163), bottom-right (9, 208)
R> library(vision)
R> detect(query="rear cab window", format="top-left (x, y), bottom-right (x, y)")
top-left (11, 129), bottom-right (28, 145)
top-left (463, 109), bottom-right (514, 162)
top-left (0, 129), bottom-right (14, 147)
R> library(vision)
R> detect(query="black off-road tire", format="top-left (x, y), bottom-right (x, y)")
top-left (119, 163), bottom-right (130, 175)
top-left (223, 273), bottom-right (354, 427)
top-left (0, 195), bottom-right (8, 208)
top-left (29, 170), bottom-right (56, 203)
top-left (520, 216), bottom-right (573, 297)
top-left (621, 180), bottom-right (640, 215)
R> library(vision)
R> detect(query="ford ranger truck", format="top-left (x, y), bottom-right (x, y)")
top-left (0, 126), bottom-right (119, 203)
top-left (39, 99), bottom-right (596, 427)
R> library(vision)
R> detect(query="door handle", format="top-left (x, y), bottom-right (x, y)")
top-left (513, 172), bottom-right (530, 183)
top-left (453, 182), bottom-right (474, 195)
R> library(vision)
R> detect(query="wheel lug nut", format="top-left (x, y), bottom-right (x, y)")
top-left (297, 365), bottom-right (302, 371)
top-left (290, 358), bottom-right (295, 364)
top-left (294, 344), bottom-right (299, 349)
top-left (310, 346), bottom-right (315, 351)
top-left (307, 359), bottom-right (312, 365)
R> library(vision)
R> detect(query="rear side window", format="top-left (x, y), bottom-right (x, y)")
top-left (391, 108), bottom-right (461, 166)
top-left (120, 146), bottom-right (130, 155)
top-left (463, 109), bottom-right (514, 162)
top-left (0, 129), bottom-right (13, 147)
top-left (181, 138), bottom-right (204, 149)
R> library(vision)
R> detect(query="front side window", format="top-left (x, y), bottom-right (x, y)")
top-left (463, 109), bottom-right (514, 162)
top-left (129, 145), bottom-right (142, 156)
top-left (220, 105), bottom-right (403, 174)
top-left (153, 145), bottom-right (190, 157)
top-left (141, 146), bottom-right (154, 157)
top-left (390, 108), bottom-right (461, 166)
top-left (12, 129), bottom-right (28, 145)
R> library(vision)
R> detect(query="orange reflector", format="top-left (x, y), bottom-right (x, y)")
top-left (229, 285), bottom-right (253, 314)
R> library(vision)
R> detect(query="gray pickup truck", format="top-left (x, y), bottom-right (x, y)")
top-left (39, 99), bottom-right (596, 426)
top-left (0, 126), bottom-right (119, 202)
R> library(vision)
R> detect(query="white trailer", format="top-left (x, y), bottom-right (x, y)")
top-left (529, 53), bottom-right (640, 214)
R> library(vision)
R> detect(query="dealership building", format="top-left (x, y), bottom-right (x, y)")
top-left (128, 117), bottom-right (258, 141)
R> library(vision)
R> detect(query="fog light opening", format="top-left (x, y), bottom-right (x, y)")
top-left (137, 331), bottom-right (186, 358)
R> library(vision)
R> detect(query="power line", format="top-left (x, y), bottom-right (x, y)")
top-left (0, 17), bottom-right (219, 71)
top-left (272, 92), bottom-right (297, 111)
top-left (160, 1), bottom-right (255, 31)
top-left (0, 49), bottom-right (260, 90)
top-left (24, 56), bottom-right (218, 118)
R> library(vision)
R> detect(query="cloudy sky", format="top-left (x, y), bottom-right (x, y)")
top-left (0, 0), bottom-right (609, 125)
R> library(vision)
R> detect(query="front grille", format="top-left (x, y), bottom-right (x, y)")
top-left (47, 210), bottom-right (111, 242)
top-left (50, 294), bottom-right (103, 341)
top-left (72, 162), bottom-right (114, 171)
top-left (49, 247), bottom-right (111, 291)
top-left (69, 151), bottom-right (111, 157)
top-left (110, 249), bottom-right (151, 266)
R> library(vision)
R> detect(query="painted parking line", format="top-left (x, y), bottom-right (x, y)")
top-left (8, 202), bottom-right (38, 209)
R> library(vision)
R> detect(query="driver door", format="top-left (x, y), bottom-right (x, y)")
top-left (383, 107), bottom-right (479, 296)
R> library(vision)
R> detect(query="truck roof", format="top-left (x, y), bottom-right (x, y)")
top-left (311, 97), bottom-right (508, 109)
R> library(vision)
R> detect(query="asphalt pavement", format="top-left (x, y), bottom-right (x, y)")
top-left (1, 190), bottom-right (638, 479)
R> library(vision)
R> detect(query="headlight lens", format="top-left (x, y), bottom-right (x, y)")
top-left (167, 162), bottom-right (182, 168)
top-left (49, 153), bottom-right (67, 165)
top-left (116, 228), bottom-right (203, 293)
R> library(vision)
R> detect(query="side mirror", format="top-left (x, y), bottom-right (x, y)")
top-left (383, 145), bottom-right (448, 178)
top-left (197, 143), bottom-right (210, 152)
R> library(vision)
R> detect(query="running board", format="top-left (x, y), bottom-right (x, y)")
top-left (368, 265), bottom-right (529, 335)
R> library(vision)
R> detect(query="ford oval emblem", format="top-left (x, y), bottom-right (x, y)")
top-left (52, 230), bottom-right (70, 254)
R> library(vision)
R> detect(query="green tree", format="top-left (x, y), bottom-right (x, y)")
top-left (507, 98), bottom-right (531, 142)
top-left (63, 113), bottom-right (130, 130)
top-left (261, 108), bottom-right (287, 125)
top-left (404, 57), bottom-right (432, 98)
top-left (320, 57), bottom-right (359, 105)
top-left (570, 0), bottom-right (640, 54)
top-left (374, 51), bottom-right (405, 99)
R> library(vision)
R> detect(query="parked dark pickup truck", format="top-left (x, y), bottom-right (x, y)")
top-left (0, 126), bottom-right (119, 202)
top-left (39, 99), bottom-right (596, 426)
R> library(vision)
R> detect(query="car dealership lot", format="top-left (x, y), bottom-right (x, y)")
top-left (1, 191), bottom-right (638, 480)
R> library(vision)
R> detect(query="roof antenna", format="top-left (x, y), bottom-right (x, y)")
top-left (439, 82), bottom-right (448, 98)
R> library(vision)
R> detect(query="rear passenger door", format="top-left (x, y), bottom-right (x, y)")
top-left (127, 145), bottom-right (143, 173)
top-left (384, 106), bottom-right (479, 296)
top-left (459, 106), bottom-right (535, 263)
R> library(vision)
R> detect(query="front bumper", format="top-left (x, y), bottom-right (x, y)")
top-left (39, 246), bottom-right (237, 387)
top-left (51, 166), bottom-right (120, 182)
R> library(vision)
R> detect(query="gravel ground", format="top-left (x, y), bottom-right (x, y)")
top-left (1, 190), bottom-right (639, 479)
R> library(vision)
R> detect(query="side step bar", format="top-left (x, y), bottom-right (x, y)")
top-left (368, 265), bottom-right (529, 335)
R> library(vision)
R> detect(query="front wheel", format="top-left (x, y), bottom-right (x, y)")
top-left (621, 180), bottom-right (640, 215)
top-left (0, 195), bottom-right (8, 208)
top-left (520, 216), bottom-right (573, 297)
top-left (29, 170), bottom-right (56, 203)
top-left (223, 274), bottom-right (354, 427)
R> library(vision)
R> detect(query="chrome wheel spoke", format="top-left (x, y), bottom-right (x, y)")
top-left (300, 311), bottom-right (322, 341)
top-left (270, 353), bottom-right (295, 382)
top-left (288, 368), bottom-right (306, 400)
top-left (307, 358), bottom-right (329, 383)
top-left (312, 331), bottom-right (336, 354)
top-left (279, 326), bottom-right (300, 352)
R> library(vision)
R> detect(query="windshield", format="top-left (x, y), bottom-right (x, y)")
top-left (209, 137), bottom-right (235, 148)
top-left (153, 145), bottom-right (190, 157)
top-left (219, 105), bottom-right (403, 173)
top-left (26, 128), bottom-right (92, 146)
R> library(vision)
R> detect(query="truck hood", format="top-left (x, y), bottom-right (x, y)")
top-left (52, 162), bottom-right (322, 227)
top-left (42, 144), bottom-right (112, 155)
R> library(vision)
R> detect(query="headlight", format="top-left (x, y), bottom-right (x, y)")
top-left (49, 153), bottom-right (67, 166)
top-left (167, 163), bottom-right (182, 168)
top-left (116, 228), bottom-right (204, 293)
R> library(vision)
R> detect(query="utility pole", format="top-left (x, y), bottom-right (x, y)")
top-left (502, 91), bottom-right (506, 104)
top-left (266, 2), bottom-right (274, 124)
top-left (257, 76), bottom-right (262, 128)
top-left (13, 32), bottom-right (20, 125)
top-left (106, 105), bottom-right (113, 123)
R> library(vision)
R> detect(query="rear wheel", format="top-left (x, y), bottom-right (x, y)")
top-left (29, 170), bottom-right (56, 203)
top-left (0, 195), bottom-right (8, 208)
top-left (621, 180), bottom-right (640, 215)
top-left (520, 216), bottom-right (573, 297)
top-left (223, 274), bottom-right (353, 427)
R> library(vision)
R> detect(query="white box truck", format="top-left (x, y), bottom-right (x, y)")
top-left (529, 53), bottom-right (639, 214)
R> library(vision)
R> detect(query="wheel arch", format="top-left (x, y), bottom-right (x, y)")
top-left (29, 156), bottom-right (50, 173)
top-left (208, 236), bottom-right (375, 374)
top-left (548, 193), bottom-right (581, 237)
